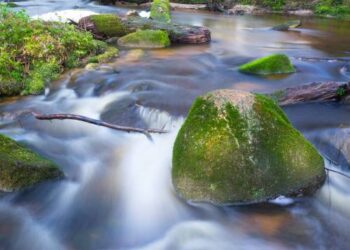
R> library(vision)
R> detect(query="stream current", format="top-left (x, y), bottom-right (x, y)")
top-left (1, 1), bottom-right (350, 249)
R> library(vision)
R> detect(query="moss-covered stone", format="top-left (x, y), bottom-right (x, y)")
top-left (239, 54), bottom-right (295, 75)
top-left (0, 134), bottom-right (63, 192)
top-left (89, 14), bottom-right (128, 38)
top-left (272, 20), bottom-right (301, 31)
top-left (88, 46), bottom-right (119, 63)
top-left (118, 29), bottom-right (170, 48)
top-left (172, 89), bottom-right (325, 205)
top-left (150, 0), bottom-right (171, 23)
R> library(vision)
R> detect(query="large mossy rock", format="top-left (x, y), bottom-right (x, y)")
top-left (150, 0), bottom-right (171, 23)
top-left (0, 134), bottom-right (63, 192)
top-left (78, 14), bottom-right (128, 39)
top-left (172, 89), bottom-right (325, 205)
top-left (239, 54), bottom-right (296, 75)
top-left (118, 29), bottom-right (170, 48)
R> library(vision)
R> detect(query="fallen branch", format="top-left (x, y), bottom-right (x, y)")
top-left (273, 81), bottom-right (350, 106)
top-left (30, 112), bottom-right (168, 138)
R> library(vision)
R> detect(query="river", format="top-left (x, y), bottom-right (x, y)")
top-left (1, 1), bottom-right (350, 249)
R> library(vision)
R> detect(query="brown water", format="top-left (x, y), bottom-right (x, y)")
top-left (1, 1), bottom-right (350, 249)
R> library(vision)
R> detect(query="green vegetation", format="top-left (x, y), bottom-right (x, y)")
top-left (314, 0), bottom-right (350, 18)
top-left (118, 29), bottom-right (170, 48)
top-left (0, 134), bottom-right (63, 192)
top-left (239, 54), bottom-right (295, 75)
top-left (0, 6), bottom-right (114, 96)
top-left (237, 0), bottom-right (286, 10)
top-left (172, 90), bottom-right (325, 205)
top-left (235, 0), bottom-right (350, 17)
top-left (89, 14), bottom-right (128, 38)
top-left (150, 0), bottom-right (171, 23)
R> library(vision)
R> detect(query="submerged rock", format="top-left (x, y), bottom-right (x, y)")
top-left (172, 89), bottom-right (325, 205)
top-left (0, 134), bottom-right (63, 192)
top-left (150, 0), bottom-right (171, 23)
top-left (239, 54), bottom-right (295, 75)
top-left (118, 29), bottom-right (170, 48)
top-left (272, 20), bottom-right (301, 31)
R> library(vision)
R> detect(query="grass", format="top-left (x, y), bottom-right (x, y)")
top-left (0, 6), bottom-right (114, 96)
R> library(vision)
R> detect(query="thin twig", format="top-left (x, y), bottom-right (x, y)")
top-left (324, 167), bottom-right (350, 179)
top-left (30, 112), bottom-right (168, 139)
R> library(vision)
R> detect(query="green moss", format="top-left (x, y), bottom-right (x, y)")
top-left (172, 90), bottom-right (325, 205)
top-left (0, 134), bottom-right (63, 192)
top-left (88, 46), bottom-right (119, 63)
top-left (90, 14), bottom-right (128, 37)
top-left (118, 29), bottom-right (170, 48)
top-left (150, 0), bottom-right (171, 23)
top-left (239, 54), bottom-right (295, 76)
top-left (272, 20), bottom-right (301, 31)
top-left (0, 2), bottom-right (18, 8)
top-left (0, 6), bottom-right (111, 96)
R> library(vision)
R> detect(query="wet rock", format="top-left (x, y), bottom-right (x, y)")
top-left (118, 29), bottom-right (170, 49)
top-left (0, 134), bottom-right (63, 192)
top-left (78, 14), bottom-right (128, 39)
top-left (272, 20), bottom-right (301, 31)
top-left (288, 10), bottom-right (314, 16)
top-left (311, 128), bottom-right (350, 168)
top-left (100, 96), bottom-right (147, 129)
top-left (227, 5), bottom-right (257, 15)
top-left (172, 89), bottom-right (325, 205)
top-left (126, 10), bottom-right (140, 17)
top-left (239, 54), bottom-right (295, 75)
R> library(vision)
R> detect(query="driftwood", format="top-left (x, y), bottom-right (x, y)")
top-left (77, 16), bottom-right (211, 44)
top-left (275, 81), bottom-right (350, 106)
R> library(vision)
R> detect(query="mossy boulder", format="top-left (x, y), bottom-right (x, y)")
top-left (272, 20), bottom-right (301, 31)
top-left (172, 89), bottom-right (325, 205)
top-left (79, 14), bottom-right (129, 39)
top-left (118, 29), bottom-right (170, 48)
top-left (0, 134), bottom-right (63, 192)
top-left (239, 54), bottom-right (296, 75)
top-left (150, 0), bottom-right (171, 23)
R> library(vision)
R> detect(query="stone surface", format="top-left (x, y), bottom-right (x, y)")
top-left (0, 134), bottom-right (63, 192)
top-left (172, 89), bottom-right (325, 205)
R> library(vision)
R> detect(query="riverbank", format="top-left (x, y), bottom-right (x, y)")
top-left (99, 0), bottom-right (350, 19)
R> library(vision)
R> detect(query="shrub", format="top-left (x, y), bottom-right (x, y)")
top-left (0, 6), bottom-right (112, 96)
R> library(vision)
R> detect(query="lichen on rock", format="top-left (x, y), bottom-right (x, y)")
top-left (239, 54), bottom-right (296, 75)
top-left (118, 29), bottom-right (170, 48)
top-left (0, 134), bottom-right (63, 192)
top-left (172, 89), bottom-right (325, 205)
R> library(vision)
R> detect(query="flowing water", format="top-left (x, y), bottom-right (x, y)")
top-left (1, 1), bottom-right (350, 249)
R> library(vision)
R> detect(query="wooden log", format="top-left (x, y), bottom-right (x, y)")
top-left (77, 15), bottom-right (211, 44)
top-left (273, 81), bottom-right (350, 106)
top-left (121, 17), bottom-right (211, 44)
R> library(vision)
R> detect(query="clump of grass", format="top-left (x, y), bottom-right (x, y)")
top-left (0, 6), bottom-right (113, 96)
